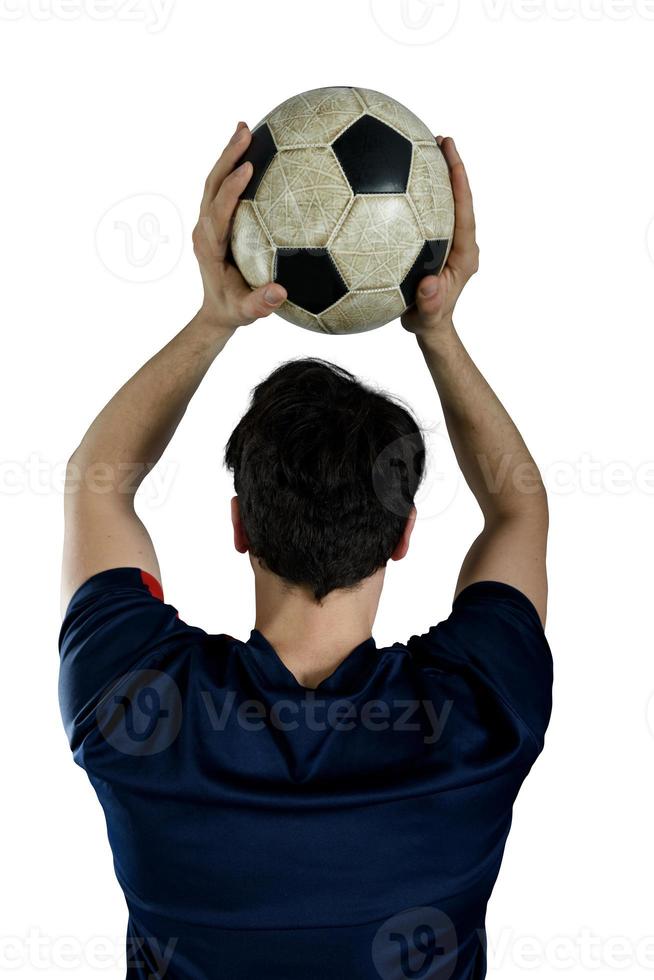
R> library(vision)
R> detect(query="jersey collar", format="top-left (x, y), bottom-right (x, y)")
top-left (246, 628), bottom-right (378, 696)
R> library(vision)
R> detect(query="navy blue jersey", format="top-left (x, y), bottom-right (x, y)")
top-left (58, 567), bottom-right (552, 980)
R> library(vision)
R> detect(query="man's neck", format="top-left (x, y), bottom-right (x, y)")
top-left (252, 565), bottom-right (384, 689)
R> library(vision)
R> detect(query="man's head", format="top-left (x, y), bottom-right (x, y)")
top-left (225, 358), bottom-right (425, 602)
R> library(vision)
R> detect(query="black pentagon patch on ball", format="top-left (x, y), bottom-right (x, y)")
top-left (275, 248), bottom-right (348, 314)
top-left (333, 115), bottom-right (413, 194)
top-left (401, 240), bottom-right (450, 306)
top-left (239, 123), bottom-right (277, 201)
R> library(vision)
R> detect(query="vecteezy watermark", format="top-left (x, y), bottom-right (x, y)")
top-left (95, 672), bottom-right (455, 755)
top-left (373, 429), bottom-right (654, 520)
top-left (370, 0), bottom-right (654, 44)
top-left (96, 669), bottom-right (183, 756)
top-left (0, 453), bottom-right (179, 508)
top-left (481, 0), bottom-right (654, 21)
top-left (95, 193), bottom-right (184, 283)
top-left (127, 935), bottom-right (178, 976)
top-left (486, 926), bottom-right (654, 970)
top-left (370, 0), bottom-right (461, 44)
top-left (0, 0), bottom-right (175, 32)
top-left (63, 457), bottom-right (179, 502)
top-left (542, 454), bottom-right (654, 496)
top-left (372, 424), bottom-right (460, 522)
top-left (372, 906), bottom-right (458, 979)
top-left (201, 691), bottom-right (453, 745)
top-left (0, 928), bottom-right (178, 973)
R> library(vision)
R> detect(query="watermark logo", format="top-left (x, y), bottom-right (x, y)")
top-left (200, 691), bottom-right (453, 746)
top-left (486, 926), bottom-right (654, 970)
top-left (372, 440), bottom-right (654, 520)
top-left (97, 669), bottom-right (182, 756)
top-left (372, 906), bottom-right (458, 979)
top-left (96, 685), bottom-right (454, 753)
top-left (0, 0), bottom-right (176, 32)
top-left (482, 0), bottom-right (654, 21)
top-left (370, 0), bottom-right (654, 41)
top-left (370, 0), bottom-right (461, 44)
top-left (95, 193), bottom-right (183, 283)
top-left (0, 453), bottom-right (179, 508)
top-left (0, 928), bottom-right (177, 974)
top-left (372, 426), bottom-right (459, 521)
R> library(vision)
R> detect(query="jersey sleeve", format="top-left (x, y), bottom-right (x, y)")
top-left (58, 567), bottom-right (194, 750)
top-left (408, 580), bottom-right (554, 752)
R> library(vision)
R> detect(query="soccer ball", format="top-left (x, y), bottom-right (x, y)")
top-left (231, 86), bottom-right (454, 335)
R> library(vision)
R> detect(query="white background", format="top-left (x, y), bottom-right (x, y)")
top-left (2, 0), bottom-right (654, 976)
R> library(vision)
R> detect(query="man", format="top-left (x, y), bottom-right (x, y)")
top-left (59, 123), bottom-right (552, 979)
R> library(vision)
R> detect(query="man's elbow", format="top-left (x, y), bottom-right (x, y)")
top-left (64, 447), bottom-right (83, 495)
top-left (64, 445), bottom-right (107, 505)
top-left (489, 464), bottom-right (549, 525)
top-left (65, 445), bottom-right (141, 511)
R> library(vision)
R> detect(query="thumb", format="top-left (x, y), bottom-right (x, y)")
top-left (415, 276), bottom-right (445, 318)
top-left (241, 282), bottom-right (287, 323)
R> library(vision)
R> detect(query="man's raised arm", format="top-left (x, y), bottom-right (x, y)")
top-left (403, 138), bottom-right (548, 625)
top-left (61, 122), bottom-right (286, 614)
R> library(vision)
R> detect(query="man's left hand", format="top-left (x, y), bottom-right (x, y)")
top-left (192, 122), bottom-right (287, 334)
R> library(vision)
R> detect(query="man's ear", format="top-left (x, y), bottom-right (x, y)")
top-left (390, 505), bottom-right (417, 562)
top-left (231, 496), bottom-right (249, 554)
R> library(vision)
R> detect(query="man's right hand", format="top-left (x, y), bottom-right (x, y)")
top-left (401, 137), bottom-right (480, 338)
top-left (407, 138), bottom-right (548, 625)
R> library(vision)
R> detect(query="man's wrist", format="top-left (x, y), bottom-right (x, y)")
top-left (415, 317), bottom-right (457, 354)
top-left (191, 307), bottom-right (238, 344)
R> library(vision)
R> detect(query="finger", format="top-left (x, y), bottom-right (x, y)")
top-left (200, 122), bottom-right (251, 216)
top-left (439, 137), bottom-right (477, 251)
top-left (202, 122), bottom-right (249, 203)
top-left (207, 160), bottom-right (253, 261)
top-left (239, 282), bottom-right (287, 322)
